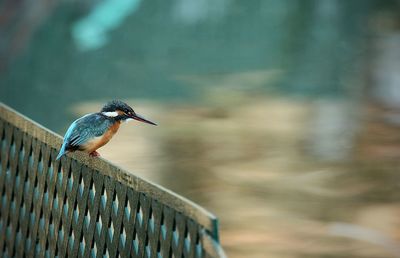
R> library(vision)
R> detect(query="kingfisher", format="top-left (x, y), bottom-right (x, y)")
top-left (56, 100), bottom-right (156, 160)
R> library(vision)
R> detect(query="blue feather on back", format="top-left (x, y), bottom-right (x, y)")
top-left (56, 113), bottom-right (112, 159)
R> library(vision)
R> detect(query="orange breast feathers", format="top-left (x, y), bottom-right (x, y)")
top-left (82, 121), bottom-right (121, 153)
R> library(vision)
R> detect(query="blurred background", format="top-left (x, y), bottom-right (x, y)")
top-left (1, 0), bottom-right (400, 257)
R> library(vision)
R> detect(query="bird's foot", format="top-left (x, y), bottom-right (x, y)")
top-left (89, 151), bottom-right (100, 157)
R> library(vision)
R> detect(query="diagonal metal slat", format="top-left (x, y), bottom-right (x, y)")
top-left (5, 128), bottom-right (24, 257)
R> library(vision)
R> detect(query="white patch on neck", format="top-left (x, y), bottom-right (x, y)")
top-left (102, 111), bottom-right (119, 117)
top-left (124, 118), bottom-right (134, 123)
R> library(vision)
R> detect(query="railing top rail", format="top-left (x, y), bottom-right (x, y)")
top-left (0, 103), bottom-right (219, 241)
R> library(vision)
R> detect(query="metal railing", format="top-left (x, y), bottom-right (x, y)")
top-left (0, 103), bottom-right (226, 258)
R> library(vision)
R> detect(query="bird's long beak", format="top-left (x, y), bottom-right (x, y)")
top-left (130, 113), bottom-right (157, 126)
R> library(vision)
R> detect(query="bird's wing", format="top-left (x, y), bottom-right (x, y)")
top-left (64, 113), bottom-right (112, 148)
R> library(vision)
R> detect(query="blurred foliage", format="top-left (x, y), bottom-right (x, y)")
top-left (0, 0), bottom-right (398, 129)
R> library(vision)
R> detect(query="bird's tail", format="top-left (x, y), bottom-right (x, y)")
top-left (56, 143), bottom-right (67, 160)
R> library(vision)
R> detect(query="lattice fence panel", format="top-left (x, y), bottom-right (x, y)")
top-left (0, 116), bottom-right (222, 258)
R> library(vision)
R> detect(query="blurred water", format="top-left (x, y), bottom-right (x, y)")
top-left (1, 1), bottom-right (400, 257)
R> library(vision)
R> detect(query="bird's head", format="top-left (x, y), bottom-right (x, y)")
top-left (101, 100), bottom-right (157, 125)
